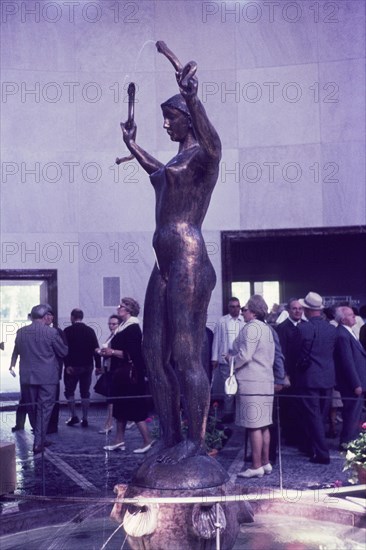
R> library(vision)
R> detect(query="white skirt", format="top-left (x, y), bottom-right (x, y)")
top-left (235, 379), bottom-right (274, 429)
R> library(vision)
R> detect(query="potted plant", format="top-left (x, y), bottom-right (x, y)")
top-left (342, 422), bottom-right (366, 484)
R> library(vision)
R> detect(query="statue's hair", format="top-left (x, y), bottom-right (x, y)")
top-left (161, 94), bottom-right (190, 117)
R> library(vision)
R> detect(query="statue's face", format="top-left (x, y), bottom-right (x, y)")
top-left (162, 106), bottom-right (191, 142)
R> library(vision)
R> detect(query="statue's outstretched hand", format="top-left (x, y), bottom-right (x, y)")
top-left (176, 61), bottom-right (198, 99)
top-left (121, 120), bottom-right (137, 145)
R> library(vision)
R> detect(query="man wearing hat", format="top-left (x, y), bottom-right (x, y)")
top-left (292, 292), bottom-right (336, 464)
top-left (9, 304), bottom-right (68, 453)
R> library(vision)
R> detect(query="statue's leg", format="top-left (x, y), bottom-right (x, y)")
top-left (156, 258), bottom-right (215, 463)
top-left (142, 265), bottom-right (182, 448)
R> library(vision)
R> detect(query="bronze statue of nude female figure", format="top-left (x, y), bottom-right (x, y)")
top-left (121, 42), bottom-right (221, 464)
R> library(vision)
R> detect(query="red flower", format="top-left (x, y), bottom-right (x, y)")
top-left (362, 422), bottom-right (366, 430)
top-left (212, 401), bottom-right (219, 408)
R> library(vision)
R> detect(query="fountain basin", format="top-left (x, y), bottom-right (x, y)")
top-left (0, 486), bottom-right (364, 549)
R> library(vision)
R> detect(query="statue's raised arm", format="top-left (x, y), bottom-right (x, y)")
top-left (119, 82), bottom-right (164, 175)
top-left (156, 41), bottom-right (221, 163)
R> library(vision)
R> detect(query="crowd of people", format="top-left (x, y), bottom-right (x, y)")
top-left (9, 298), bottom-right (152, 454)
top-left (212, 292), bottom-right (366, 478)
top-left (8, 291), bottom-right (366, 484)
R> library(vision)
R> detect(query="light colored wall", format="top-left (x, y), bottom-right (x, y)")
top-left (1, 0), bottom-right (365, 334)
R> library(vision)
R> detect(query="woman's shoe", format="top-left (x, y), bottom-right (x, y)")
top-left (133, 441), bottom-right (154, 454)
top-left (103, 442), bottom-right (125, 451)
top-left (262, 463), bottom-right (272, 475)
top-left (99, 427), bottom-right (112, 434)
top-left (237, 467), bottom-right (265, 478)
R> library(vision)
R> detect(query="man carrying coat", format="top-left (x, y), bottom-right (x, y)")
top-left (10, 304), bottom-right (68, 453)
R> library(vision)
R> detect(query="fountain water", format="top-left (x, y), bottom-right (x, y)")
top-left (1, 487), bottom-right (365, 549)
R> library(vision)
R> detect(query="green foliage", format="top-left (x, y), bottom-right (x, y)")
top-left (204, 414), bottom-right (228, 451)
top-left (342, 423), bottom-right (366, 484)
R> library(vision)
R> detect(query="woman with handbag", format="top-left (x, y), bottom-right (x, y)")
top-left (101, 297), bottom-right (153, 453)
top-left (95, 314), bottom-right (123, 434)
top-left (227, 295), bottom-right (275, 479)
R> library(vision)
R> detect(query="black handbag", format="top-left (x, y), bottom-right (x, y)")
top-left (94, 373), bottom-right (110, 397)
top-left (112, 354), bottom-right (138, 385)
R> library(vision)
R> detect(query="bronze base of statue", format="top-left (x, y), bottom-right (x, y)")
top-left (111, 478), bottom-right (254, 550)
top-left (133, 452), bottom-right (229, 490)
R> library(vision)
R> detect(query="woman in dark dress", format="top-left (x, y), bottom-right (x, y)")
top-left (101, 297), bottom-right (153, 453)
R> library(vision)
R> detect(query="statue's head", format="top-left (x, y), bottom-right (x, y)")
top-left (161, 94), bottom-right (196, 142)
top-left (160, 94), bottom-right (190, 117)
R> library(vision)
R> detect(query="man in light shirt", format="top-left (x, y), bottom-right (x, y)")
top-left (211, 297), bottom-right (244, 423)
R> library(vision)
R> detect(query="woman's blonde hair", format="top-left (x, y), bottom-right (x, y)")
top-left (120, 297), bottom-right (140, 317)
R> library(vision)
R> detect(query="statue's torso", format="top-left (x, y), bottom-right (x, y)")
top-left (150, 145), bottom-right (218, 263)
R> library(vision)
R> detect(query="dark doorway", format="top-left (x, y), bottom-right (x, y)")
top-left (221, 226), bottom-right (366, 312)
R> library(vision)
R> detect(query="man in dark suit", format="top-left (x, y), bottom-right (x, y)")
top-left (293, 292), bottom-right (336, 464)
top-left (334, 306), bottom-right (366, 445)
top-left (10, 304), bottom-right (68, 453)
top-left (276, 299), bottom-right (305, 445)
top-left (276, 299), bottom-right (304, 369)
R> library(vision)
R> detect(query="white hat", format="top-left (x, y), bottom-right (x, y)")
top-left (298, 292), bottom-right (324, 310)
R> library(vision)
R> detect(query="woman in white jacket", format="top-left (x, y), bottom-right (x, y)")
top-left (229, 295), bottom-right (275, 479)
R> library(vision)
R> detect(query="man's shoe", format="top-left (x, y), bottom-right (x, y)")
top-left (81, 419), bottom-right (88, 428)
top-left (33, 445), bottom-right (46, 454)
top-left (11, 425), bottom-right (24, 432)
top-left (66, 416), bottom-right (80, 426)
top-left (309, 456), bottom-right (330, 465)
top-left (237, 467), bottom-right (265, 478)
